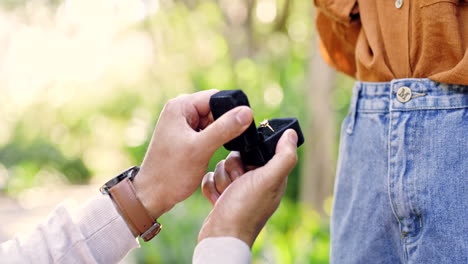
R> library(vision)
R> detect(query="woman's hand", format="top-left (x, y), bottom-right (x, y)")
top-left (132, 89), bottom-right (254, 220)
top-left (198, 129), bottom-right (299, 247)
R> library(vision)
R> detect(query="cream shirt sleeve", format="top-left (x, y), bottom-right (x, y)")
top-left (193, 237), bottom-right (251, 264)
top-left (0, 194), bottom-right (252, 264)
top-left (0, 195), bottom-right (139, 263)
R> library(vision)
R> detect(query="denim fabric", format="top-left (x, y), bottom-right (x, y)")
top-left (331, 79), bottom-right (468, 264)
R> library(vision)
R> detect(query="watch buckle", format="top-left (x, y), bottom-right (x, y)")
top-left (141, 222), bottom-right (162, 242)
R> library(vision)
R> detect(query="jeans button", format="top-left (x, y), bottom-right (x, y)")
top-left (395, 0), bottom-right (403, 8)
top-left (397, 87), bottom-right (412, 103)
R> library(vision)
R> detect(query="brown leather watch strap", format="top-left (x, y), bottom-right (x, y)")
top-left (109, 178), bottom-right (161, 241)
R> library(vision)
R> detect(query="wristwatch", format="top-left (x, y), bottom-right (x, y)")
top-left (100, 166), bottom-right (162, 241)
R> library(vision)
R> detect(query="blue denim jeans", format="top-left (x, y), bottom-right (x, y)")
top-left (331, 79), bottom-right (467, 263)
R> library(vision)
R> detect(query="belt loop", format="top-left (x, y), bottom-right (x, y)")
top-left (346, 82), bottom-right (361, 135)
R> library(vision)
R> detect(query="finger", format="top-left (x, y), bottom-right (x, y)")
top-left (198, 106), bottom-right (253, 154)
top-left (189, 89), bottom-right (219, 117)
top-left (213, 160), bottom-right (233, 194)
top-left (198, 111), bottom-right (214, 130)
top-left (201, 172), bottom-right (220, 206)
top-left (256, 129), bottom-right (298, 184)
top-left (181, 90), bottom-right (218, 129)
top-left (224, 152), bottom-right (245, 180)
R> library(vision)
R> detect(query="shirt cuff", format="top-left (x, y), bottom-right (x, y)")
top-left (74, 195), bottom-right (139, 263)
top-left (193, 237), bottom-right (251, 264)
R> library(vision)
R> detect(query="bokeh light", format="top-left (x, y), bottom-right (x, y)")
top-left (264, 82), bottom-right (284, 107)
top-left (256, 0), bottom-right (277, 24)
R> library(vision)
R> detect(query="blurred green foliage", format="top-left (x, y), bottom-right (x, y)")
top-left (0, 0), bottom-right (355, 263)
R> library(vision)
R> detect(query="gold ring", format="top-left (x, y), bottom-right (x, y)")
top-left (260, 119), bottom-right (275, 132)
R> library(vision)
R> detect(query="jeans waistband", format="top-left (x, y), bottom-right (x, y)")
top-left (352, 78), bottom-right (468, 113)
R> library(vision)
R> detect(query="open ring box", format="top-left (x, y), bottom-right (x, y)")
top-left (210, 90), bottom-right (305, 166)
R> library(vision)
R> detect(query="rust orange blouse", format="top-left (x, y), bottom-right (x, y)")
top-left (314, 0), bottom-right (468, 85)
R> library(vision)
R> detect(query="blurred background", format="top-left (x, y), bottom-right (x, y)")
top-left (0, 0), bottom-right (354, 263)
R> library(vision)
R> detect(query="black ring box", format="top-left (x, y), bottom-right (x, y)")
top-left (210, 90), bottom-right (305, 166)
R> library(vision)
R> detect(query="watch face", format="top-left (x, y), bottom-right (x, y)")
top-left (100, 166), bottom-right (140, 194)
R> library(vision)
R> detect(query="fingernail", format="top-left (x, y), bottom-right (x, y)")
top-left (288, 130), bottom-right (298, 145)
top-left (236, 108), bottom-right (251, 126)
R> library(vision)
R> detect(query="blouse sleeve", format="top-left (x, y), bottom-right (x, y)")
top-left (314, 0), bottom-right (361, 77)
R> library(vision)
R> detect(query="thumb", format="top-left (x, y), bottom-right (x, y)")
top-left (198, 106), bottom-right (253, 154)
top-left (256, 129), bottom-right (298, 184)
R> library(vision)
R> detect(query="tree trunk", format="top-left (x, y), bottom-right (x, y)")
top-left (300, 36), bottom-right (336, 215)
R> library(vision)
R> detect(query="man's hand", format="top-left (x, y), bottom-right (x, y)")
top-left (198, 129), bottom-right (298, 247)
top-left (132, 89), bottom-right (254, 220)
